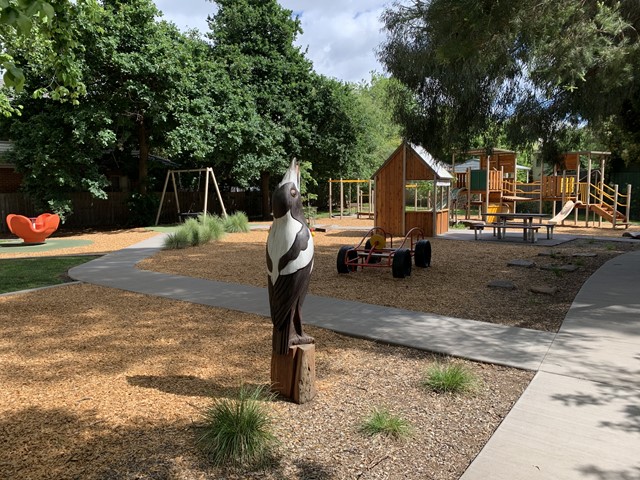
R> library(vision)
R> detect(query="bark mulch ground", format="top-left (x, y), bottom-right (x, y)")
top-left (1, 220), bottom-right (638, 479)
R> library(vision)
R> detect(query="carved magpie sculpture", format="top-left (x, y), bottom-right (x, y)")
top-left (266, 158), bottom-right (315, 355)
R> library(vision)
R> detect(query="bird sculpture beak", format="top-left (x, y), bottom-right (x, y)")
top-left (278, 158), bottom-right (300, 189)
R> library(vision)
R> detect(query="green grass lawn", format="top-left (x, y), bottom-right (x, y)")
top-left (0, 256), bottom-right (99, 294)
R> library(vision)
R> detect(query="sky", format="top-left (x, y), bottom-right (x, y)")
top-left (153, 0), bottom-right (392, 84)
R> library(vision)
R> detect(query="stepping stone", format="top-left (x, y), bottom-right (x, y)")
top-left (538, 251), bottom-right (566, 257)
top-left (529, 285), bottom-right (559, 295)
top-left (488, 280), bottom-right (517, 290)
top-left (508, 259), bottom-right (535, 268)
top-left (572, 252), bottom-right (597, 258)
top-left (540, 264), bottom-right (579, 272)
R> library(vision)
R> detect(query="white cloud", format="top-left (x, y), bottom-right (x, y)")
top-left (154, 0), bottom-right (391, 83)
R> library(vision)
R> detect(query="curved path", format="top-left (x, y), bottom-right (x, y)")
top-left (69, 234), bottom-right (640, 480)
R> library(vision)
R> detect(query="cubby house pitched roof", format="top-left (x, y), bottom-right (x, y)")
top-left (372, 141), bottom-right (454, 181)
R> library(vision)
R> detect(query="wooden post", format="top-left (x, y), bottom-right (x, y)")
top-left (432, 180), bottom-right (437, 236)
top-left (485, 154), bottom-right (490, 220)
top-left (599, 156), bottom-right (606, 227)
top-left (466, 167), bottom-right (471, 219)
top-left (402, 143), bottom-right (407, 234)
top-left (369, 180), bottom-right (373, 215)
top-left (209, 168), bottom-right (227, 218)
top-left (586, 154), bottom-right (592, 227)
top-left (574, 155), bottom-right (581, 225)
top-left (271, 345), bottom-right (316, 404)
top-left (328, 179), bottom-right (332, 218)
top-left (155, 170), bottom-right (171, 225)
top-left (203, 168), bottom-right (210, 216)
top-left (340, 179), bottom-right (344, 219)
top-left (171, 171), bottom-right (181, 220)
top-left (613, 184), bottom-right (619, 227)
top-left (626, 184), bottom-right (632, 224)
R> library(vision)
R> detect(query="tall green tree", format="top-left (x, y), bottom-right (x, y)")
top-left (0, 0), bottom-right (94, 115)
top-left (352, 73), bottom-right (403, 175)
top-left (6, 0), bottom-right (229, 219)
top-left (207, 0), bottom-right (371, 217)
top-left (379, 0), bottom-right (640, 164)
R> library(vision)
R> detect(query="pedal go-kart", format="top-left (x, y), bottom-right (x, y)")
top-left (336, 227), bottom-right (431, 278)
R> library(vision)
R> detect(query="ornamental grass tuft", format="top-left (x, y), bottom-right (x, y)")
top-left (223, 211), bottom-right (251, 233)
top-left (422, 362), bottom-right (477, 394)
top-left (163, 229), bottom-right (191, 249)
top-left (163, 214), bottom-right (226, 249)
top-left (196, 385), bottom-right (278, 467)
top-left (359, 407), bottom-right (411, 439)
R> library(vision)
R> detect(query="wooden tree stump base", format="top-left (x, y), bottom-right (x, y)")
top-left (271, 344), bottom-right (316, 404)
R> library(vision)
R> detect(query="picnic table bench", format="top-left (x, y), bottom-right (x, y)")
top-left (464, 217), bottom-right (555, 242)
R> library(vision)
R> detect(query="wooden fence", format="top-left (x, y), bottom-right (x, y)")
top-left (0, 190), bottom-right (262, 233)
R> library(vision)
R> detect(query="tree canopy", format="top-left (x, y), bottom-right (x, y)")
top-left (3, 0), bottom-right (392, 221)
top-left (379, 0), bottom-right (640, 163)
top-left (0, 0), bottom-right (93, 115)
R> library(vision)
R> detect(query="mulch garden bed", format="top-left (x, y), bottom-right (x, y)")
top-left (1, 221), bottom-right (638, 479)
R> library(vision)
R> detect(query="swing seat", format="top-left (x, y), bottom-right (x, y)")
top-left (6, 213), bottom-right (60, 243)
top-left (179, 212), bottom-right (203, 222)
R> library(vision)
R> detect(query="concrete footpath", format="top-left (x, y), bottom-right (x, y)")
top-left (69, 234), bottom-right (640, 479)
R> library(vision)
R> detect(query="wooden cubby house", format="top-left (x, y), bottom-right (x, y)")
top-left (372, 141), bottom-right (453, 236)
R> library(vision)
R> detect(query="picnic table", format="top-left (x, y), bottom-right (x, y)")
top-left (484, 212), bottom-right (550, 243)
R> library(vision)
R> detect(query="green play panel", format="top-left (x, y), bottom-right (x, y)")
top-left (0, 238), bottom-right (94, 253)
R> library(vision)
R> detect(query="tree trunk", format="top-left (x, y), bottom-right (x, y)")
top-left (138, 118), bottom-right (149, 194)
top-left (271, 344), bottom-right (316, 404)
top-left (261, 170), bottom-right (271, 220)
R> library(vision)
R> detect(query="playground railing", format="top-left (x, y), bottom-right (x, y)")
top-left (510, 181), bottom-right (541, 198)
top-left (588, 182), bottom-right (631, 226)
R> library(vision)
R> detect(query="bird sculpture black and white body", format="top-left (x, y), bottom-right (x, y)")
top-left (266, 158), bottom-right (315, 355)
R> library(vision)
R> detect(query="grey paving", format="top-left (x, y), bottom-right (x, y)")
top-left (69, 233), bottom-right (640, 480)
top-left (460, 372), bottom-right (640, 480)
top-left (69, 234), bottom-right (555, 371)
top-left (462, 249), bottom-right (640, 480)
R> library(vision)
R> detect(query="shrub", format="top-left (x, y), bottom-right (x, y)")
top-left (200, 213), bottom-right (226, 240)
top-left (196, 385), bottom-right (277, 467)
top-left (359, 407), bottom-right (411, 439)
top-left (163, 214), bottom-right (226, 249)
top-left (163, 229), bottom-right (191, 249)
top-left (422, 362), bottom-right (477, 394)
top-left (223, 211), bottom-right (250, 233)
top-left (183, 217), bottom-right (203, 246)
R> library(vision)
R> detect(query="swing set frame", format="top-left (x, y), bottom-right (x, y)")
top-left (154, 167), bottom-right (228, 225)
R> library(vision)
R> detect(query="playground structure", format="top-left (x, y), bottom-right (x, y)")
top-left (155, 167), bottom-right (227, 225)
top-left (6, 213), bottom-right (60, 243)
top-left (328, 178), bottom-right (374, 219)
top-left (452, 149), bottom-right (633, 228)
top-left (372, 141), bottom-right (453, 237)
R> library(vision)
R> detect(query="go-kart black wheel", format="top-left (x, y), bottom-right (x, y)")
top-left (392, 248), bottom-right (412, 278)
top-left (414, 239), bottom-right (431, 268)
top-left (337, 246), bottom-right (358, 273)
